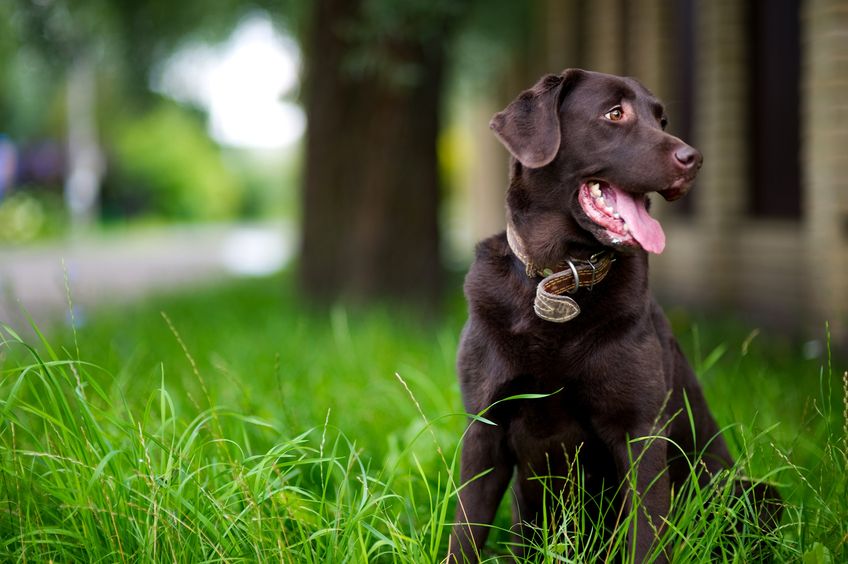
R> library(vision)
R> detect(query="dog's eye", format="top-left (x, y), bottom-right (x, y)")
top-left (660, 116), bottom-right (669, 130)
top-left (604, 106), bottom-right (624, 121)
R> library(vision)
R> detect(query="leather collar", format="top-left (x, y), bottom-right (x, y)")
top-left (506, 222), bottom-right (615, 322)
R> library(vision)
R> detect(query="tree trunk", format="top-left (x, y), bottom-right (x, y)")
top-left (65, 53), bottom-right (104, 229)
top-left (300, 0), bottom-right (445, 308)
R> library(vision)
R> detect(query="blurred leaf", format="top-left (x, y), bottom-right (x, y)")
top-left (803, 542), bottom-right (833, 564)
top-left (0, 192), bottom-right (67, 243)
top-left (110, 102), bottom-right (243, 220)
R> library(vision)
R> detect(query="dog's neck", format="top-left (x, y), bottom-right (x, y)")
top-left (505, 208), bottom-right (606, 274)
top-left (505, 215), bottom-right (614, 277)
top-left (505, 213), bottom-right (618, 323)
top-left (506, 219), bottom-right (568, 278)
top-left (504, 167), bottom-right (610, 267)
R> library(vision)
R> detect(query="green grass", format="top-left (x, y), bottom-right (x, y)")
top-left (0, 274), bottom-right (845, 562)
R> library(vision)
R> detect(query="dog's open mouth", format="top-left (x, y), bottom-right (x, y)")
top-left (577, 181), bottom-right (666, 254)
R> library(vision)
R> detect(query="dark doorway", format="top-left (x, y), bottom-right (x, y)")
top-left (749, 0), bottom-right (801, 218)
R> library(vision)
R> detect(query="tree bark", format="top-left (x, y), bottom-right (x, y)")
top-left (300, 0), bottom-right (446, 308)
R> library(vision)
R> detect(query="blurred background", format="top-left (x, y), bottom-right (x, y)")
top-left (0, 0), bottom-right (845, 343)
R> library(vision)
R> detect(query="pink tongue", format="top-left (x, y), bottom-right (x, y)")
top-left (610, 187), bottom-right (666, 254)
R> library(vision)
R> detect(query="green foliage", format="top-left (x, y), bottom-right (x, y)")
top-left (8, 0), bottom-right (121, 66)
top-left (0, 191), bottom-right (67, 243)
top-left (0, 276), bottom-right (845, 561)
top-left (110, 103), bottom-right (244, 221)
top-left (450, 0), bottom-right (535, 88)
top-left (804, 542), bottom-right (834, 564)
top-left (0, 45), bottom-right (66, 139)
top-left (0, 0), bottom-right (295, 146)
top-left (339, 0), bottom-right (470, 86)
top-left (0, 3), bottom-right (17, 127)
top-left (7, 0), bottom-right (263, 99)
top-left (221, 148), bottom-right (301, 220)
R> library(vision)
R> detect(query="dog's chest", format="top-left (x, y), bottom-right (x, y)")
top-left (506, 394), bottom-right (591, 457)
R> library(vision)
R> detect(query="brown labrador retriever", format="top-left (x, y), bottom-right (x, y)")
top-left (448, 69), bottom-right (779, 562)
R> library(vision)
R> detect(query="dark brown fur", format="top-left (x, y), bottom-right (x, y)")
top-left (447, 69), bottom-right (780, 563)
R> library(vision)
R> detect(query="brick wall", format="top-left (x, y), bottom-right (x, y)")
top-left (691, 0), bottom-right (751, 307)
top-left (803, 0), bottom-right (848, 341)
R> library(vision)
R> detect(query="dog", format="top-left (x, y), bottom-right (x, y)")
top-left (447, 69), bottom-right (780, 563)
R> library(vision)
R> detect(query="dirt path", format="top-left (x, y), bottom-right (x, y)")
top-left (0, 222), bottom-right (292, 330)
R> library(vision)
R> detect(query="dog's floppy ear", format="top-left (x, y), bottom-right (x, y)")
top-left (490, 69), bottom-right (581, 169)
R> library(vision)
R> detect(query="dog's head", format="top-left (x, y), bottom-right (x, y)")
top-left (491, 69), bottom-right (702, 255)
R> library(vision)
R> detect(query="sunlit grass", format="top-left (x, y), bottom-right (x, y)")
top-left (0, 274), bottom-right (845, 561)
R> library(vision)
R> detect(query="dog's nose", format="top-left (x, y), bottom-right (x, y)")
top-left (673, 145), bottom-right (702, 170)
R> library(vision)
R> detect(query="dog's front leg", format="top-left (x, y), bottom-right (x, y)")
top-left (447, 420), bottom-right (513, 564)
top-left (609, 426), bottom-right (670, 563)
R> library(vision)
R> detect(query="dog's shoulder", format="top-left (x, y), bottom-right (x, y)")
top-left (472, 231), bottom-right (512, 269)
top-left (463, 231), bottom-right (535, 325)
top-left (465, 232), bottom-right (518, 296)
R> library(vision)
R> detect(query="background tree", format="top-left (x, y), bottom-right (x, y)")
top-left (4, 0), bottom-right (286, 224)
top-left (299, 0), bottom-right (468, 308)
top-left (3, 0), bottom-right (523, 308)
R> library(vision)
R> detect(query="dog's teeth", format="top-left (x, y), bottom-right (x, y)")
top-left (596, 196), bottom-right (606, 207)
top-left (613, 212), bottom-right (621, 219)
top-left (589, 183), bottom-right (602, 197)
top-left (605, 206), bottom-right (614, 214)
top-left (621, 223), bottom-right (629, 232)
